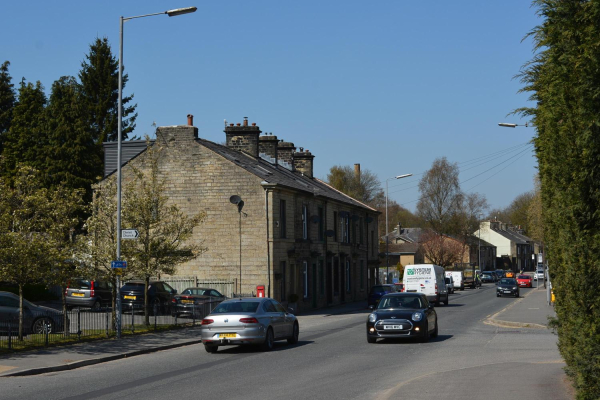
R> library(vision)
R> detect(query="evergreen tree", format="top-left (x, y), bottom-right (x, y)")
top-left (0, 61), bottom-right (16, 153)
top-left (516, 1), bottom-right (600, 397)
top-left (45, 76), bottom-right (101, 198)
top-left (0, 80), bottom-right (47, 179)
top-left (79, 37), bottom-right (137, 143)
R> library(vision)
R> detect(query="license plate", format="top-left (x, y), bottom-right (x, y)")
top-left (219, 333), bottom-right (237, 338)
top-left (124, 295), bottom-right (136, 300)
top-left (71, 293), bottom-right (84, 297)
top-left (181, 300), bottom-right (194, 304)
top-left (383, 325), bottom-right (403, 330)
top-left (504, 290), bottom-right (512, 293)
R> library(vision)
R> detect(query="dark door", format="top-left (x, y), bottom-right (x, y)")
top-left (326, 260), bottom-right (333, 304)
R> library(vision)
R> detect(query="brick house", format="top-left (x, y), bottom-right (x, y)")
top-left (103, 117), bottom-right (380, 311)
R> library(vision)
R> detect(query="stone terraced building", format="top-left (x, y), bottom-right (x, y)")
top-left (103, 116), bottom-right (380, 311)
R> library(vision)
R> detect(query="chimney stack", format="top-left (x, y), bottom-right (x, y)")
top-left (187, 114), bottom-right (194, 126)
top-left (259, 133), bottom-right (279, 164)
top-left (278, 141), bottom-right (296, 170)
top-left (354, 163), bottom-right (361, 180)
top-left (225, 118), bottom-right (261, 157)
top-left (293, 148), bottom-right (315, 178)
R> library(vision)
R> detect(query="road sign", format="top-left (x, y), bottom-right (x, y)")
top-left (121, 229), bottom-right (139, 239)
top-left (111, 260), bottom-right (127, 269)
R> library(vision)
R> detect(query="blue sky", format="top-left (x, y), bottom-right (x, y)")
top-left (1, 1), bottom-right (540, 213)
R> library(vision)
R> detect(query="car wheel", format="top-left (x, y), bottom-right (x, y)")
top-left (497, 294), bottom-right (501, 297)
top-left (261, 327), bottom-right (275, 352)
top-left (460, 286), bottom-right (464, 291)
top-left (287, 322), bottom-right (299, 345)
top-left (32, 317), bottom-right (54, 334)
top-left (421, 321), bottom-right (430, 343)
top-left (431, 319), bottom-right (439, 338)
top-left (515, 293), bottom-right (519, 298)
top-left (204, 344), bottom-right (218, 353)
top-left (443, 295), bottom-right (449, 306)
top-left (367, 336), bottom-right (377, 344)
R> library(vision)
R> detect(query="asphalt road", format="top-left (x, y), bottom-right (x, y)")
top-left (1, 285), bottom-right (571, 400)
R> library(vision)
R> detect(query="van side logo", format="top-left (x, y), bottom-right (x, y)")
top-left (407, 269), bottom-right (415, 275)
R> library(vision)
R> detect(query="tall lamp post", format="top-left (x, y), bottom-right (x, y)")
top-left (385, 174), bottom-right (412, 283)
top-left (115, 6), bottom-right (196, 339)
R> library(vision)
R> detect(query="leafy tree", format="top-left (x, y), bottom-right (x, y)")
top-left (0, 80), bottom-right (47, 179)
top-left (0, 166), bottom-right (56, 340)
top-left (378, 199), bottom-right (424, 237)
top-left (488, 191), bottom-right (534, 232)
top-left (0, 61), bottom-right (16, 152)
top-left (326, 165), bottom-right (383, 206)
top-left (79, 37), bottom-right (137, 143)
top-left (515, 1), bottom-right (600, 397)
top-left (45, 76), bottom-right (101, 198)
top-left (416, 157), bottom-right (461, 234)
top-left (122, 142), bottom-right (206, 325)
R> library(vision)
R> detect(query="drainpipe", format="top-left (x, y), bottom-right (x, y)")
top-left (261, 182), bottom-right (277, 298)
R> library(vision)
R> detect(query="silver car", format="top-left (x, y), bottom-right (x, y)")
top-left (200, 297), bottom-right (299, 353)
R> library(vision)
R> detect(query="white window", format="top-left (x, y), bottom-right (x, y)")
top-left (303, 261), bottom-right (308, 298)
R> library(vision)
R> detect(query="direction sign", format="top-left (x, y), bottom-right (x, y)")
top-left (111, 260), bottom-right (127, 269)
top-left (121, 229), bottom-right (139, 239)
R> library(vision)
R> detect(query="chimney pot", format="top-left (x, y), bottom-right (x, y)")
top-left (187, 114), bottom-right (194, 126)
top-left (237, 123), bottom-right (241, 127)
top-left (230, 123), bottom-right (234, 127)
top-left (243, 117), bottom-right (248, 127)
top-left (252, 122), bottom-right (256, 127)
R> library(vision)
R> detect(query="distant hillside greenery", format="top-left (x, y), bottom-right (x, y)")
top-left (517, 1), bottom-right (600, 398)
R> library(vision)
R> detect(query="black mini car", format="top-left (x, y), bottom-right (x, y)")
top-left (496, 278), bottom-right (520, 298)
top-left (367, 293), bottom-right (438, 343)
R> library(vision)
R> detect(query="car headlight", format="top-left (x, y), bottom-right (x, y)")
top-left (368, 313), bottom-right (377, 323)
top-left (412, 312), bottom-right (423, 322)
top-left (513, 287), bottom-right (517, 290)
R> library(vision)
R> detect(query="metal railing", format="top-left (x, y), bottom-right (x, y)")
top-left (0, 299), bottom-right (222, 351)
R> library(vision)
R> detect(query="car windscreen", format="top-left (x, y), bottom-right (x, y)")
top-left (482, 272), bottom-right (492, 275)
top-left (212, 301), bottom-right (259, 313)
top-left (518, 275), bottom-right (529, 279)
top-left (377, 295), bottom-right (423, 309)
top-left (121, 283), bottom-right (145, 291)
top-left (500, 279), bottom-right (516, 285)
top-left (71, 279), bottom-right (91, 289)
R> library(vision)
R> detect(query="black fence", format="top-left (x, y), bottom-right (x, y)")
top-left (0, 299), bottom-right (222, 351)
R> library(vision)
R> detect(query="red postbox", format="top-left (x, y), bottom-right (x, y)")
top-left (256, 285), bottom-right (266, 298)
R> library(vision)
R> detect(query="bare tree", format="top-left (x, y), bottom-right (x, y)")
top-left (419, 230), bottom-right (466, 268)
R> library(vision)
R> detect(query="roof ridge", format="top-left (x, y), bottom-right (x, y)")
top-left (313, 178), bottom-right (378, 212)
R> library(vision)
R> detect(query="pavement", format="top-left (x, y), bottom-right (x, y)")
top-left (0, 288), bottom-right (556, 378)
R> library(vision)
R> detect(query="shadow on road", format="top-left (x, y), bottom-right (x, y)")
top-left (211, 340), bottom-right (313, 354)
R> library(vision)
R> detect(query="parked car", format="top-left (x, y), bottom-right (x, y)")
top-left (0, 291), bottom-right (67, 334)
top-left (394, 283), bottom-right (405, 292)
top-left (200, 297), bottom-right (298, 353)
top-left (366, 292), bottom-right (438, 343)
top-left (516, 274), bottom-right (533, 288)
top-left (65, 279), bottom-right (113, 310)
top-left (368, 284), bottom-right (397, 307)
top-left (444, 276), bottom-right (454, 294)
top-left (120, 281), bottom-right (177, 315)
top-left (496, 278), bottom-right (520, 298)
top-left (171, 287), bottom-right (226, 318)
top-left (480, 271), bottom-right (495, 283)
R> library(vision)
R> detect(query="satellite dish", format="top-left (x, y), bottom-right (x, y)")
top-left (325, 230), bottom-right (335, 238)
top-left (310, 215), bottom-right (320, 224)
top-left (229, 195), bottom-right (242, 205)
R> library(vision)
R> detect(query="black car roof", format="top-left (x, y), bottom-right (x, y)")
top-left (382, 292), bottom-right (426, 298)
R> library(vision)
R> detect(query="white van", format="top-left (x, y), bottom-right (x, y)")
top-left (403, 264), bottom-right (449, 306)
top-left (446, 271), bottom-right (464, 291)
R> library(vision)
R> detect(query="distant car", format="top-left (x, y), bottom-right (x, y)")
top-left (0, 291), bottom-right (67, 334)
top-left (394, 283), bottom-right (405, 292)
top-left (120, 281), bottom-right (177, 315)
top-left (200, 297), bottom-right (298, 353)
top-left (534, 268), bottom-right (545, 281)
top-left (495, 270), bottom-right (505, 279)
top-left (368, 284), bottom-right (397, 307)
top-left (65, 279), bottom-right (113, 310)
top-left (497, 278), bottom-right (519, 298)
top-left (490, 272), bottom-right (499, 282)
top-left (444, 277), bottom-right (454, 294)
top-left (366, 293), bottom-right (438, 343)
top-left (480, 271), bottom-right (495, 283)
top-left (171, 287), bottom-right (226, 318)
top-left (504, 271), bottom-right (515, 279)
top-left (516, 274), bottom-right (533, 288)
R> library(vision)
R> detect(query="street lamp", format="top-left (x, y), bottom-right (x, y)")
top-left (498, 122), bottom-right (529, 128)
top-left (385, 174), bottom-right (412, 283)
top-left (115, 6), bottom-right (196, 339)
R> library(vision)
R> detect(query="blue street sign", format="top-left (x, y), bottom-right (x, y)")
top-left (111, 260), bottom-right (127, 269)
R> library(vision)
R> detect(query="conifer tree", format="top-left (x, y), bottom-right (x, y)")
top-left (0, 80), bottom-right (47, 179)
top-left (0, 61), bottom-right (16, 153)
top-left (79, 37), bottom-right (137, 144)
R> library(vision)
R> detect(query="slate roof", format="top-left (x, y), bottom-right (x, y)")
top-left (383, 227), bottom-right (424, 243)
top-left (490, 226), bottom-right (530, 244)
top-left (197, 138), bottom-right (378, 212)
